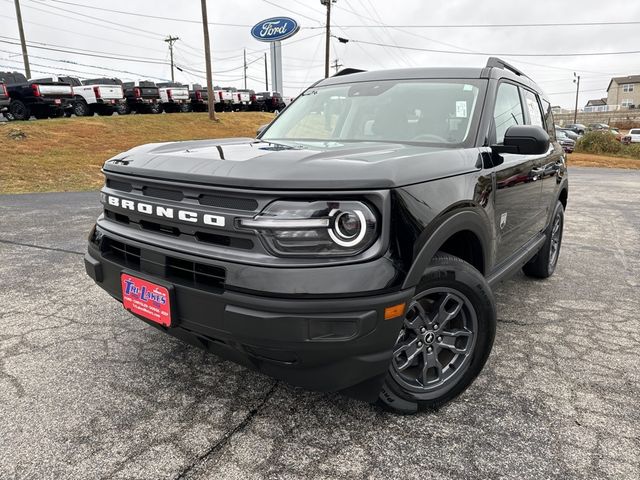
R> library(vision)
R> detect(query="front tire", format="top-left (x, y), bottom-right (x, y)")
top-left (378, 253), bottom-right (496, 414)
top-left (523, 201), bottom-right (564, 279)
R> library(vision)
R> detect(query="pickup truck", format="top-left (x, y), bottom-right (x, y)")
top-left (157, 82), bottom-right (191, 113)
top-left (228, 87), bottom-right (251, 111)
top-left (257, 91), bottom-right (287, 113)
top-left (0, 82), bottom-right (9, 116)
top-left (622, 128), bottom-right (640, 144)
top-left (189, 84), bottom-right (209, 112)
top-left (0, 71), bottom-right (73, 120)
top-left (214, 87), bottom-right (233, 112)
top-left (85, 58), bottom-right (568, 414)
top-left (122, 81), bottom-right (162, 114)
top-left (75, 78), bottom-right (125, 116)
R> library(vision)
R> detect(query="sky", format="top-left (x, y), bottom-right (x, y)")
top-left (1, 0), bottom-right (639, 108)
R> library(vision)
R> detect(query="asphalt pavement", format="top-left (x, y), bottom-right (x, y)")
top-left (0, 167), bottom-right (638, 479)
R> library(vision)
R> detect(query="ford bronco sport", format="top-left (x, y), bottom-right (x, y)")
top-left (85, 58), bottom-right (568, 413)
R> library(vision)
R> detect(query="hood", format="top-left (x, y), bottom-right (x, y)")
top-left (102, 138), bottom-right (481, 190)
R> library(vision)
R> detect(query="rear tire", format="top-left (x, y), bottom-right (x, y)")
top-left (149, 103), bottom-right (162, 114)
top-left (9, 100), bottom-right (31, 121)
top-left (73, 99), bottom-right (92, 117)
top-left (523, 201), bottom-right (564, 279)
top-left (116, 103), bottom-right (130, 115)
top-left (378, 253), bottom-right (496, 414)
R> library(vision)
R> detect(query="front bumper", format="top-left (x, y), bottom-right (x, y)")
top-left (85, 229), bottom-right (413, 401)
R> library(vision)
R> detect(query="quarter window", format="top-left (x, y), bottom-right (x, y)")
top-left (523, 90), bottom-right (544, 128)
top-left (493, 83), bottom-right (524, 143)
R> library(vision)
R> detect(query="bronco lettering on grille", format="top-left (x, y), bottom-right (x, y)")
top-left (105, 195), bottom-right (226, 227)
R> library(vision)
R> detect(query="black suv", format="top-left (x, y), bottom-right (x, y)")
top-left (85, 58), bottom-right (567, 413)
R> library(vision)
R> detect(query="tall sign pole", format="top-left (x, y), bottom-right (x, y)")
top-left (200, 0), bottom-right (217, 121)
top-left (573, 73), bottom-right (580, 124)
top-left (164, 36), bottom-right (180, 82)
top-left (264, 53), bottom-right (269, 91)
top-left (243, 48), bottom-right (247, 90)
top-left (13, 0), bottom-right (30, 79)
top-left (322, 0), bottom-right (334, 78)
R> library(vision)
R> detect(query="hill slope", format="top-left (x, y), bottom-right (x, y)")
top-left (0, 112), bottom-right (274, 194)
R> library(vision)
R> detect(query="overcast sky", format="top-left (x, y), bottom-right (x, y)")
top-left (1, 0), bottom-right (639, 108)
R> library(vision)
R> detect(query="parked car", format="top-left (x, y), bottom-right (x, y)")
top-left (189, 84), bottom-right (209, 112)
top-left (157, 82), bottom-right (191, 113)
top-left (587, 123), bottom-right (609, 131)
top-left (622, 128), bottom-right (640, 145)
top-left (564, 123), bottom-right (586, 135)
top-left (86, 57), bottom-right (568, 414)
top-left (0, 81), bottom-right (9, 116)
top-left (555, 129), bottom-right (575, 153)
top-left (75, 78), bottom-right (126, 116)
top-left (257, 91), bottom-right (286, 112)
top-left (557, 127), bottom-right (579, 141)
top-left (121, 81), bottom-right (161, 114)
top-left (0, 71), bottom-right (73, 120)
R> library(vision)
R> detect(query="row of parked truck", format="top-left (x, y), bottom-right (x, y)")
top-left (0, 72), bottom-right (289, 120)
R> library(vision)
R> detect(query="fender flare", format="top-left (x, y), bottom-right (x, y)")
top-left (401, 209), bottom-right (493, 289)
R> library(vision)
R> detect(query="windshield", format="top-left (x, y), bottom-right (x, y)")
top-left (262, 79), bottom-right (485, 147)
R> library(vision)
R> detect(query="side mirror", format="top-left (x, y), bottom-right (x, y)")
top-left (256, 124), bottom-right (269, 138)
top-left (492, 125), bottom-right (550, 155)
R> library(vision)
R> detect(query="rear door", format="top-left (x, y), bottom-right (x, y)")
top-left (491, 81), bottom-right (545, 264)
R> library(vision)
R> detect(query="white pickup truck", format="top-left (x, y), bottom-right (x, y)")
top-left (213, 87), bottom-right (233, 112)
top-left (157, 82), bottom-right (191, 113)
top-left (225, 87), bottom-right (250, 111)
top-left (57, 76), bottom-right (125, 116)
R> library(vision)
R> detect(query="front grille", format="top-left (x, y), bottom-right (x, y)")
top-left (143, 186), bottom-right (184, 201)
top-left (199, 194), bottom-right (258, 211)
top-left (106, 179), bottom-right (132, 192)
top-left (102, 238), bottom-right (141, 268)
top-left (166, 257), bottom-right (226, 289)
top-left (100, 236), bottom-right (226, 290)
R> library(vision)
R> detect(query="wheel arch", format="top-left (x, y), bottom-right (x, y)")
top-left (401, 209), bottom-right (492, 289)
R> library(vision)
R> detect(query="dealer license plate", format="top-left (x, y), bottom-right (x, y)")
top-left (121, 273), bottom-right (172, 327)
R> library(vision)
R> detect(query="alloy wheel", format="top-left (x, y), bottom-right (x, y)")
top-left (390, 287), bottom-right (478, 395)
top-left (548, 213), bottom-right (562, 269)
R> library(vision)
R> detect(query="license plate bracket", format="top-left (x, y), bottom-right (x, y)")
top-left (120, 272), bottom-right (174, 327)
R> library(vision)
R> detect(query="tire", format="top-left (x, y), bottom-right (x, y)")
top-left (9, 100), bottom-right (31, 121)
top-left (149, 103), bottom-right (162, 114)
top-left (378, 253), bottom-right (496, 414)
top-left (180, 103), bottom-right (192, 113)
top-left (523, 201), bottom-right (564, 279)
top-left (116, 103), bottom-right (130, 115)
top-left (73, 99), bottom-right (92, 117)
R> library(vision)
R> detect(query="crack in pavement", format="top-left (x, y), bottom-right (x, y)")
top-left (0, 238), bottom-right (84, 256)
top-left (174, 381), bottom-right (280, 480)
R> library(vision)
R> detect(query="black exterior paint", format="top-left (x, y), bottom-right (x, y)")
top-left (87, 63), bottom-right (568, 401)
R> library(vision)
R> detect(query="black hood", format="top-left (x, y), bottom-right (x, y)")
top-left (102, 138), bottom-right (481, 190)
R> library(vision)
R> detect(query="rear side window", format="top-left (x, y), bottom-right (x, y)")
top-left (493, 82), bottom-right (524, 143)
top-left (630, 129), bottom-right (640, 135)
top-left (523, 90), bottom-right (543, 128)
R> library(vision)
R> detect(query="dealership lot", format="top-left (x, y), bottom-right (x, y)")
top-left (0, 167), bottom-right (638, 479)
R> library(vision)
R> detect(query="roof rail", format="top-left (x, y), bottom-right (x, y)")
top-left (333, 68), bottom-right (366, 77)
top-left (485, 57), bottom-right (528, 78)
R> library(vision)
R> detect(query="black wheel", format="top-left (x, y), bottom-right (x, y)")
top-left (180, 103), bottom-right (192, 113)
top-left (116, 103), bottom-right (130, 115)
top-left (149, 103), bottom-right (162, 114)
top-left (73, 99), bottom-right (92, 117)
top-left (64, 109), bottom-right (72, 118)
top-left (378, 253), bottom-right (496, 414)
top-left (9, 100), bottom-right (31, 121)
top-left (523, 201), bottom-right (564, 279)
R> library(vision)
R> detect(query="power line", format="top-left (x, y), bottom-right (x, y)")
top-left (318, 20), bottom-right (640, 29)
top-left (43, 0), bottom-right (254, 27)
top-left (337, 36), bottom-right (640, 57)
top-left (262, 0), bottom-right (322, 24)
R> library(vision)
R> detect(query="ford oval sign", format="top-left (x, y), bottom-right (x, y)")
top-left (251, 17), bottom-right (300, 42)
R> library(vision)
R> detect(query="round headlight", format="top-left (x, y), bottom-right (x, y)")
top-left (329, 209), bottom-right (367, 247)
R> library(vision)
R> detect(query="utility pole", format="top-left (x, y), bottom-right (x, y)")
top-left (573, 72), bottom-right (580, 124)
top-left (321, 0), bottom-right (336, 78)
top-left (243, 48), bottom-right (247, 90)
top-left (264, 52), bottom-right (268, 91)
top-left (332, 59), bottom-right (343, 74)
top-left (164, 36), bottom-right (179, 82)
top-left (200, 0), bottom-right (217, 121)
top-left (13, 0), bottom-right (30, 79)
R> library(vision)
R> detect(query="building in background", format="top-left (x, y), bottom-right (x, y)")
top-left (606, 75), bottom-right (640, 109)
top-left (584, 98), bottom-right (608, 113)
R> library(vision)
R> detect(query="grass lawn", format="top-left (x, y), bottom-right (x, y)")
top-left (0, 112), bottom-right (274, 194)
top-left (567, 152), bottom-right (640, 169)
